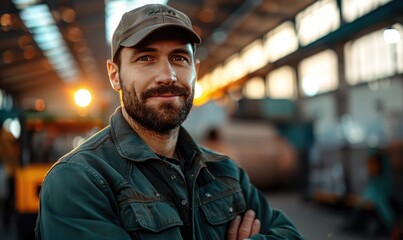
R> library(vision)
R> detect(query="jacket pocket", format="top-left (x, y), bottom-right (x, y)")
top-left (119, 200), bottom-right (183, 233)
top-left (199, 187), bottom-right (246, 225)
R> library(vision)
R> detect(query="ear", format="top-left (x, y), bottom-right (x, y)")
top-left (194, 58), bottom-right (200, 76)
top-left (107, 59), bottom-right (121, 91)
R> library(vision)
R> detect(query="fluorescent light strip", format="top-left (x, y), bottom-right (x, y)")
top-left (12, 0), bottom-right (40, 9)
top-left (14, 2), bottom-right (80, 83)
top-left (20, 4), bottom-right (54, 27)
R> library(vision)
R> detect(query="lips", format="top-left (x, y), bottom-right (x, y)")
top-left (157, 92), bottom-right (179, 97)
top-left (142, 85), bottom-right (189, 99)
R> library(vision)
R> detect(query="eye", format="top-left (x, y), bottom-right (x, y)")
top-left (172, 55), bottom-right (189, 62)
top-left (137, 55), bottom-right (153, 61)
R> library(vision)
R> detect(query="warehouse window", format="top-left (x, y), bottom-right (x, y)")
top-left (0, 89), bottom-right (13, 110)
top-left (299, 50), bottom-right (339, 96)
top-left (342, 0), bottom-right (392, 23)
top-left (345, 24), bottom-right (403, 85)
top-left (240, 39), bottom-right (267, 74)
top-left (243, 77), bottom-right (266, 99)
top-left (266, 66), bottom-right (296, 99)
top-left (223, 54), bottom-right (245, 83)
top-left (209, 66), bottom-right (226, 90)
top-left (296, 0), bottom-right (340, 46)
top-left (264, 21), bottom-right (298, 62)
top-left (199, 73), bottom-right (212, 95)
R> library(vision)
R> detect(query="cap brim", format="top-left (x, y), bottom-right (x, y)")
top-left (120, 23), bottom-right (201, 48)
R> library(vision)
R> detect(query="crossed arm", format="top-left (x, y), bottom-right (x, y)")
top-left (227, 209), bottom-right (261, 240)
top-left (229, 168), bottom-right (304, 240)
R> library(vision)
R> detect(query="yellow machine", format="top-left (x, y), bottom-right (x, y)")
top-left (11, 113), bottom-right (104, 240)
top-left (15, 163), bottom-right (53, 214)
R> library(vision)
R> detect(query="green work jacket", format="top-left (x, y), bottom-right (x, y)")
top-left (35, 107), bottom-right (304, 240)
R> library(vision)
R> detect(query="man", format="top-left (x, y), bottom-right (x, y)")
top-left (35, 4), bottom-right (304, 240)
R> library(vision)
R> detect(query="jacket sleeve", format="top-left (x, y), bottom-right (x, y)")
top-left (239, 168), bottom-right (305, 240)
top-left (35, 162), bottom-right (131, 240)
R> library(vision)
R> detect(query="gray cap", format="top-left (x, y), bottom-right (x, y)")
top-left (111, 4), bottom-right (202, 59)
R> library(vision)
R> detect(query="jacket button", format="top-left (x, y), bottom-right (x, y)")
top-left (155, 192), bottom-right (161, 198)
top-left (181, 200), bottom-right (188, 206)
top-left (205, 193), bottom-right (212, 198)
top-left (228, 207), bottom-right (234, 213)
top-left (171, 175), bottom-right (176, 180)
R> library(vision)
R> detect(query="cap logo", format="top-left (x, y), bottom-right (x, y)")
top-left (147, 8), bottom-right (177, 16)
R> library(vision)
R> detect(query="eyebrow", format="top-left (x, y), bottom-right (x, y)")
top-left (172, 48), bottom-right (193, 56)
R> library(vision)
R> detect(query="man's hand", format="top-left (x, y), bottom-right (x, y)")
top-left (227, 209), bottom-right (261, 240)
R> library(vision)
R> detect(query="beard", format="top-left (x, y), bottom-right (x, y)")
top-left (120, 78), bottom-right (194, 135)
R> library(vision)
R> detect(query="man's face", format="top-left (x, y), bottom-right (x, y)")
top-left (112, 31), bottom-right (199, 134)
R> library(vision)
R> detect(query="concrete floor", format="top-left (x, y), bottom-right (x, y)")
top-left (0, 191), bottom-right (389, 240)
top-left (266, 191), bottom-right (389, 240)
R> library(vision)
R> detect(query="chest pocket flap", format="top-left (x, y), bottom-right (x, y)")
top-left (120, 201), bottom-right (183, 232)
top-left (199, 187), bottom-right (246, 225)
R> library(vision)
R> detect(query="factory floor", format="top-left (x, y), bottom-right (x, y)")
top-left (266, 191), bottom-right (389, 240)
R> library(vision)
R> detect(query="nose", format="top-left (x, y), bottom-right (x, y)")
top-left (155, 59), bottom-right (177, 85)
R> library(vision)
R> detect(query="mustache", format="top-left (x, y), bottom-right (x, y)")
top-left (142, 85), bottom-right (190, 99)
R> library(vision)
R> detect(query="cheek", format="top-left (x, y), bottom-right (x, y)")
top-left (178, 69), bottom-right (196, 87)
top-left (120, 70), bottom-right (143, 93)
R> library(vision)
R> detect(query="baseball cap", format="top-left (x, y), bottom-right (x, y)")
top-left (111, 4), bottom-right (202, 59)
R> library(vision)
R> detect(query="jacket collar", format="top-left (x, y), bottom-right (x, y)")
top-left (110, 107), bottom-right (220, 185)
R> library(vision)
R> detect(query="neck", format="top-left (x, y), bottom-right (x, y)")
top-left (122, 107), bottom-right (179, 158)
